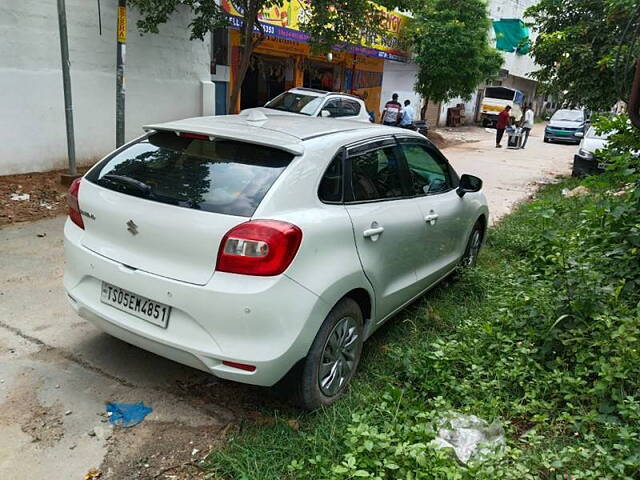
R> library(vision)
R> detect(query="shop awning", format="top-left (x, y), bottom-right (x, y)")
top-left (492, 19), bottom-right (531, 55)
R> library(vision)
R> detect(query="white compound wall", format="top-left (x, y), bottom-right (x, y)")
top-left (0, 0), bottom-right (211, 175)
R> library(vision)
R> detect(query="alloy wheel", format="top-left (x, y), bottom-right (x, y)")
top-left (463, 229), bottom-right (482, 267)
top-left (318, 316), bottom-right (359, 397)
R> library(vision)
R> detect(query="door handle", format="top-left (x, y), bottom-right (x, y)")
top-left (424, 212), bottom-right (439, 225)
top-left (363, 226), bottom-right (384, 238)
top-left (363, 222), bottom-right (384, 240)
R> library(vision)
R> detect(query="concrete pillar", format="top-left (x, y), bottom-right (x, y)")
top-left (201, 80), bottom-right (215, 116)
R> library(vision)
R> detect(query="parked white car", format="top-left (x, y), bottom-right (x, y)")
top-left (242, 88), bottom-right (373, 122)
top-left (64, 111), bottom-right (488, 409)
top-left (572, 126), bottom-right (611, 176)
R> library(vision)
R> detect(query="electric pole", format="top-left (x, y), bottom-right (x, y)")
top-left (116, 0), bottom-right (127, 147)
top-left (56, 0), bottom-right (77, 178)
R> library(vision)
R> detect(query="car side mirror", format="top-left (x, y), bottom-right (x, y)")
top-left (457, 174), bottom-right (482, 198)
top-left (320, 110), bottom-right (331, 118)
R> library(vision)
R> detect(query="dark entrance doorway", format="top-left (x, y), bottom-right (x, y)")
top-left (303, 61), bottom-right (336, 91)
top-left (240, 54), bottom-right (288, 109)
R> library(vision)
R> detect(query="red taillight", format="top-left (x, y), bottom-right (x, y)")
top-left (67, 177), bottom-right (84, 229)
top-left (222, 360), bottom-right (257, 372)
top-left (216, 220), bottom-right (302, 276)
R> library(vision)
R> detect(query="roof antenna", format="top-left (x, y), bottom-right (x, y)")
top-left (246, 110), bottom-right (269, 124)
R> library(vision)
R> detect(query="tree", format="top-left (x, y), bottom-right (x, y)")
top-left (407, 0), bottom-right (503, 119)
top-left (526, 0), bottom-right (640, 111)
top-left (129, 0), bottom-right (387, 112)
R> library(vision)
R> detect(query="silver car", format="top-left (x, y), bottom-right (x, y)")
top-left (63, 111), bottom-right (488, 409)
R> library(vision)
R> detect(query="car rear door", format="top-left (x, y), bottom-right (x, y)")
top-left (343, 137), bottom-right (426, 321)
top-left (396, 137), bottom-right (468, 287)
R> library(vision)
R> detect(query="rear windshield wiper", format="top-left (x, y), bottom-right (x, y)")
top-left (100, 174), bottom-right (152, 196)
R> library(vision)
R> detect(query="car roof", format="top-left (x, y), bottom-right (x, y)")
top-left (287, 87), bottom-right (329, 97)
top-left (144, 112), bottom-right (390, 155)
top-left (286, 88), bottom-right (364, 102)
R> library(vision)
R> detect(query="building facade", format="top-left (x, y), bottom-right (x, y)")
top-left (437, 0), bottom-right (540, 126)
top-left (0, 1), bottom-right (212, 175)
top-left (213, 0), bottom-right (411, 120)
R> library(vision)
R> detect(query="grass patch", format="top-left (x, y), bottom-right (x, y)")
top-left (207, 173), bottom-right (640, 480)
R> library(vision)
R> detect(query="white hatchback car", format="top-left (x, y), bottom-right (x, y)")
top-left (64, 112), bottom-right (488, 409)
top-left (243, 88), bottom-right (373, 122)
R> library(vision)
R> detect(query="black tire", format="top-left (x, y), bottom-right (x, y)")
top-left (460, 220), bottom-right (484, 268)
top-left (544, 136), bottom-right (550, 143)
top-left (296, 298), bottom-right (364, 410)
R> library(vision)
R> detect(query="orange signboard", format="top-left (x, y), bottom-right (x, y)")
top-left (117, 6), bottom-right (127, 44)
top-left (222, 0), bottom-right (408, 60)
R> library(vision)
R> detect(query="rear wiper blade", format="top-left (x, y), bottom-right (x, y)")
top-left (101, 174), bottom-right (152, 195)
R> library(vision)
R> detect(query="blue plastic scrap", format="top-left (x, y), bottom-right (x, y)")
top-left (106, 402), bottom-right (153, 427)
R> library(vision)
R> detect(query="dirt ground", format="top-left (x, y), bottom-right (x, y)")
top-left (0, 167), bottom-right (90, 226)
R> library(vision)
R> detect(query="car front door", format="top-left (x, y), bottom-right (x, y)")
top-left (343, 138), bottom-right (426, 322)
top-left (396, 138), bottom-right (468, 288)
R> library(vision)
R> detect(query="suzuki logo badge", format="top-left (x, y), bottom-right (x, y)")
top-left (126, 219), bottom-right (138, 236)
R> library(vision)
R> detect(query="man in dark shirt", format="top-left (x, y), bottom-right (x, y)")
top-left (495, 105), bottom-right (511, 148)
top-left (381, 93), bottom-right (402, 126)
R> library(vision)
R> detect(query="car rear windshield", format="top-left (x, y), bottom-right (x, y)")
top-left (265, 92), bottom-right (324, 115)
top-left (85, 131), bottom-right (293, 217)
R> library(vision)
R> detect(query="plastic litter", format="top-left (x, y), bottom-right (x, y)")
top-left (10, 193), bottom-right (30, 201)
top-left (83, 468), bottom-right (102, 479)
top-left (105, 401), bottom-right (152, 427)
top-left (562, 186), bottom-right (590, 197)
top-left (430, 413), bottom-right (504, 464)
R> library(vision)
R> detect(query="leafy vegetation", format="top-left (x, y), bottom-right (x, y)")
top-left (406, 0), bottom-right (502, 117)
top-left (526, 0), bottom-right (640, 110)
top-left (208, 120), bottom-right (640, 479)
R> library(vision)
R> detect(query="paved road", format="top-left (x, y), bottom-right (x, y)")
top-left (444, 123), bottom-right (573, 223)
top-left (0, 125), bottom-right (572, 479)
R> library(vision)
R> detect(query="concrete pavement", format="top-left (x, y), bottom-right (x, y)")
top-left (444, 123), bottom-right (573, 222)
top-left (0, 124), bottom-right (572, 479)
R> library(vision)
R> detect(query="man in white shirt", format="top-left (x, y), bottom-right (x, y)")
top-left (399, 100), bottom-right (415, 128)
top-left (521, 103), bottom-right (534, 148)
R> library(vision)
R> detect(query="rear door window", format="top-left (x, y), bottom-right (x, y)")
top-left (348, 146), bottom-right (404, 201)
top-left (85, 132), bottom-right (293, 217)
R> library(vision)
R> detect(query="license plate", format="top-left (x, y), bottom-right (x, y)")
top-left (100, 282), bottom-right (171, 328)
top-left (597, 162), bottom-right (606, 170)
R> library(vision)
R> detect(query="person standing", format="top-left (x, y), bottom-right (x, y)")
top-left (495, 105), bottom-right (511, 148)
top-left (381, 93), bottom-right (402, 126)
top-left (521, 103), bottom-right (534, 149)
top-left (399, 100), bottom-right (415, 128)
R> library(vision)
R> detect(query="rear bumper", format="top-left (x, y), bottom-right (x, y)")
top-left (63, 220), bottom-right (329, 387)
top-left (572, 154), bottom-right (605, 177)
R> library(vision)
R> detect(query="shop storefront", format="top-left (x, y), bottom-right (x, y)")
top-left (221, 0), bottom-right (408, 118)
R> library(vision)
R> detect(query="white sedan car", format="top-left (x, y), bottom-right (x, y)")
top-left (64, 111), bottom-right (488, 409)
top-left (242, 88), bottom-right (373, 122)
